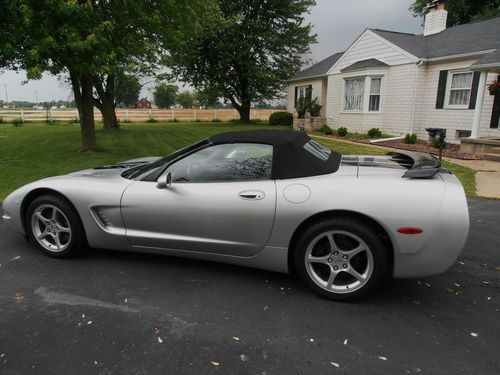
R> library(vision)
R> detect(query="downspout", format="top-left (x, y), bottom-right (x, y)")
top-left (409, 60), bottom-right (423, 134)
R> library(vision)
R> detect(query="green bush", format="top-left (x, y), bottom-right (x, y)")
top-left (367, 128), bottom-right (382, 138)
top-left (404, 133), bottom-right (417, 144)
top-left (146, 117), bottom-right (158, 123)
top-left (12, 118), bottom-right (24, 127)
top-left (318, 124), bottom-right (334, 135)
top-left (296, 97), bottom-right (322, 118)
top-left (269, 111), bottom-right (293, 126)
top-left (168, 118), bottom-right (179, 123)
top-left (211, 118), bottom-right (222, 122)
top-left (0, 117), bottom-right (4, 123)
top-left (122, 119), bottom-right (132, 123)
top-left (431, 137), bottom-right (446, 149)
top-left (337, 127), bottom-right (348, 137)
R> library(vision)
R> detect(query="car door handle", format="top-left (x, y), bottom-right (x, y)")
top-left (238, 190), bottom-right (265, 201)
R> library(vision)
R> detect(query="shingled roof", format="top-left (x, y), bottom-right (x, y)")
top-left (288, 52), bottom-right (344, 81)
top-left (341, 59), bottom-right (389, 72)
top-left (289, 16), bottom-right (500, 81)
top-left (371, 16), bottom-right (500, 60)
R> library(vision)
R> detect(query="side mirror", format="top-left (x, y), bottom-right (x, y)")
top-left (157, 172), bottom-right (172, 189)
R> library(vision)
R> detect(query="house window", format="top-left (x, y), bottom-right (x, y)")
top-left (298, 85), bottom-right (309, 99)
top-left (369, 78), bottom-right (381, 111)
top-left (447, 72), bottom-right (473, 107)
top-left (343, 76), bottom-right (383, 112)
top-left (344, 78), bottom-right (365, 111)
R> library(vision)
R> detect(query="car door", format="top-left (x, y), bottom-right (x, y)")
top-left (120, 143), bottom-right (276, 257)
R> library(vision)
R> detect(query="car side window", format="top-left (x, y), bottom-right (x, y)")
top-left (167, 143), bottom-right (273, 182)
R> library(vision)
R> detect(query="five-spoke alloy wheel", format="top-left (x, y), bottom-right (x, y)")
top-left (27, 195), bottom-right (86, 258)
top-left (294, 218), bottom-right (387, 300)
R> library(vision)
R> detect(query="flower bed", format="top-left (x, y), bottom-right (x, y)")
top-left (353, 138), bottom-right (480, 160)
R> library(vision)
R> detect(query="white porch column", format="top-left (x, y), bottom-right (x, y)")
top-left (470, 71), bottom-right (487, 138)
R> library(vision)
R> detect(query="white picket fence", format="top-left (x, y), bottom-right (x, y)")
top-left (0, 108), bottom-right (278, 123)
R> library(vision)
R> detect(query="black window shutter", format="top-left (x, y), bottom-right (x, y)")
top-left (436, 70), bottom-right (448, 109)
top-left (294, 86), bottom-right (298, 108)
top-left (306, 85), bottom-right (312, 102)
top-left (491, 91), bottom-right (500, 129)
top-left (468, 71), bottom-right (481, 109)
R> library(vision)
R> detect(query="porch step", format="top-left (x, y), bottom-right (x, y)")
top-left (490, 147), bottom-right (500, 155)
top-left (484, 153), bottom-right (500, 162)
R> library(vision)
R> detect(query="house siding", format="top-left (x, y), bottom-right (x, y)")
top-left (326, 63), bottom-right (417, 135)
top-left (287, 78), bottom-right (328, 117)
top-left (330, 31), bottom-right (415, 73)
top-left (413, 59), bottom-right (498, 143)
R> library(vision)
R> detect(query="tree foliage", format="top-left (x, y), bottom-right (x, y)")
top-left (116, 76), bottom-right (142, 108)
top-left (2, 0), bottom-right (216, 150)
top-left (153, 83), bottom-right (178, 108)
top-left (177, 91), bottom-right (194, 109)
top-left (194, 87), bottom-right (221, 108)
top-left (166, 0), bottom-right (316, 122)
top-left (410, 0), bottom-right (500, 26)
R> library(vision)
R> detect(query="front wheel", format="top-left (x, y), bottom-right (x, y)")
top-left (26, 194), bottom-right (86, 258)
top-left (293, 218), bottom-right (388, 301)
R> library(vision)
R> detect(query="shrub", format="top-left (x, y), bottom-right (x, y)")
top-left (367, 127), bottom-right (382, 138)
top-left (229, 118), bottom-right (239, 122)
top-left (0, 117), bottom-right (4, 123)
top-left (296, 97), bottom-right (322, 118)
top-left (431, 137), bottom-right (446, 149)
top-left (337, 127), bottom-right (348, 137)
top-left (146, 117), bottom-right (157, 123)
top-left (194, 118), bottom-right (201, 122)
top-left (211, 118), bottom-right (222, 122)
top-left (122, 119), bottom-right (132, 123)
top-left (168, 118), bottom-right (179, 123)
top-left (404, 133), bottom-right (417, 144)
top-left (12, 118), bottom-right (24, 127)
top-left (318, 124), bottom-right (334, 135)
top-left (269, 111), bottom-right (293, 126)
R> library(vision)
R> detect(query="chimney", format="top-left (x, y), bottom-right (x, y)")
top-left (423, 0), bottom-right (448, 36)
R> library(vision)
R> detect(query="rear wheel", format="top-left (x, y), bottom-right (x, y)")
top-left (293, 218), bottom-right (388, 301)
top-left (26, 195), bottom-right (86, 258)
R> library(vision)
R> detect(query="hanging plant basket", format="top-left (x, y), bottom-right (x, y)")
top-left (487, 80), bottom-right (500, 96)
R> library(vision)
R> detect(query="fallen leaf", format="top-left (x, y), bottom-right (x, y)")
top-left (94, 361), bottom-right (98, 365)
top-left (343, 338), bottom-right (348, 345)
top-left (330, 362), bottom-right (340, 368)
top-left (124, 298), bottom-right (128, 303)
top-left (232, 336), bottom-right (240, 341)
top-left (454, 283), bottom-right (460, 287)
top-left (470, 332), bottom-right (478, 337)
top-left (240, 354), bottom-right (248, 362)
top-left (210, 361), bottom-right (220, 366)
top-left (309, 338), bottom-right (314, 342)
top-left (87, 321), bottom-right (93, 325)
top-left (15, 294), bottom-right (25, 302)
top-left (10, 256), bottom-right (21, 261)
top-left (157, 336), bottom-right (163, 344)
top-left (262, 351), bottom-right (268, 360)
top-left (82, 313), bottom-right (86, 319)
top-left (377, 356), bottom-right (388, 361)
top-left (481, 281), bottom-right (490, 285)
top-left (459, 261), bottom-right (465, 265)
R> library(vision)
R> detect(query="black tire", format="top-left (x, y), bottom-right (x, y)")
top-left (293, 217), bottom-right (388, 301)
top-left (26, 194), bottom-right (86, 258)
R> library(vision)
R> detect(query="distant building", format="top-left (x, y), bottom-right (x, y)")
top-left (136, 98), bottom-right (152, 109)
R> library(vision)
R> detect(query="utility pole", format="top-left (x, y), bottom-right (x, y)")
top-left (2, 84), bottom-right (8, 107)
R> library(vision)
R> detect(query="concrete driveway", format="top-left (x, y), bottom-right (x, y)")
top-left (0, 199), bottom-right (498, 374)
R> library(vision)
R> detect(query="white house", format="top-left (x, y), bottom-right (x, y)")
top-left (287, 1), bottom-right (500, 148)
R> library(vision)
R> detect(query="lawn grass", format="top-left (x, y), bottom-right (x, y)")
top-left (0, 122), bottom-right (476, 200)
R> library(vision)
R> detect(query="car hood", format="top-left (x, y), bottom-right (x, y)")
top-left (67, 156), bottom-right (161, 178)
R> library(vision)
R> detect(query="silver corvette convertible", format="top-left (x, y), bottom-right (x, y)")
top-left (2, 130), bottom-right (469, 300)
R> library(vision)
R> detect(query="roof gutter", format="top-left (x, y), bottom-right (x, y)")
top-left (422, 49), bottom-right (496, 63)
top-left (287, 74), bottom-right (327, 82)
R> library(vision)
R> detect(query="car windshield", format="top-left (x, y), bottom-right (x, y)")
top-left (121, 139), bottom-right (209, 180)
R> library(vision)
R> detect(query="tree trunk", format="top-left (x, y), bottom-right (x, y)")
top-left (237, 105), bottom-right (251, 123)
top-left (71, 72), bottom-right (98, 151)
top-left (94, 75), bottom-right (119, 130)
top-left (100, 95), bottom-right (119, 130)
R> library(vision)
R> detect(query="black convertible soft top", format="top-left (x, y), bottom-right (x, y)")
top-left (208, 130), bottom-right (341, 179)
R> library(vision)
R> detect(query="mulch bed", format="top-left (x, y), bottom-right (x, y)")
top-left (352, 138), bottom-right (481, 160)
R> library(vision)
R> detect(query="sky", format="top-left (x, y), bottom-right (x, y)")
top-left (0, 0), bottom-right (423, 103)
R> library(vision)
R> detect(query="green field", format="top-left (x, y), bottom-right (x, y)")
top-left (0, 122), bottom-right (475, 200)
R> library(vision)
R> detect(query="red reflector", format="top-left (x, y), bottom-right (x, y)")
top-left (397, 227), bottom-right (423, 235)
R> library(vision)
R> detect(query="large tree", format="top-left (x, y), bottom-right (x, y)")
top-left (194, 87), bottom-right (221, 108)
top-left (177, 91), bottom-right (195, 109)
top-left (5, 0), bottom-right (216, 150)
top-left (410, 0), bottom-right (500, 26)
top-left (153, 83), bottom-right (178, 109)
top-left (166, 0), bottom-right (316, 122)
